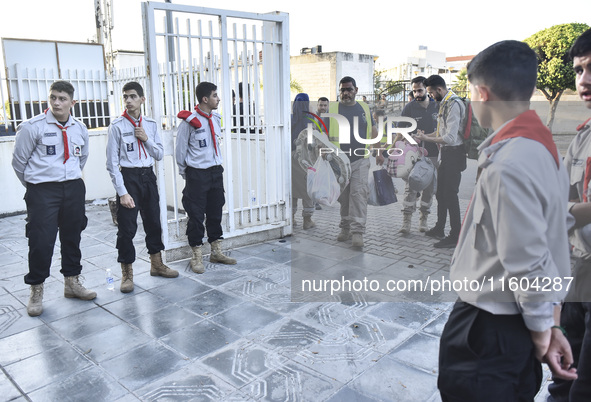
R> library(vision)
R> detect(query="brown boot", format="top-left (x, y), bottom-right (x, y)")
top-left (64, 275), bottom-right (97, 300)
top-left (190, 245), bottom-right (205, 274)
top-left (303, 216), bottom-right (316, 230)
top-left (418, 212), bottom-right (429, 232)
top-left (27, 283), bottom-right (44, 317)
top-left (210, 240), bottom-right (237, 265)
top-left (351, 233), bottom-right (364, 247)
top-left (120, 263), bottom-right (134, 293)
top-left (399, 213), bottom-right (412, 234)
top-left (337, 228), bottom-right (351, 242)
top-left (150, 252), bottom-right (179, 278)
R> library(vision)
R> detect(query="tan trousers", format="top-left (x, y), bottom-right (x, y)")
top-left (338, 158), bottom-right (370, 234)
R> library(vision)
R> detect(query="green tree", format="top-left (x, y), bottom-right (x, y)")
top-left (373, 69), bottom-right (404, 100)
top-left (452, 68), bottom-right (468, 95)
top-left (524, 22), bottom-right (589, 131)
top-left (290, 74), bottom-right (303, 93)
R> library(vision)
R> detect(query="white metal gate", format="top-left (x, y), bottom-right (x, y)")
top-left (141, 2), bottom-right (291, 257)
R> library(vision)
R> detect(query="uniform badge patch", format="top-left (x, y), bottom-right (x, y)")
top-left (46, 145), bottom-right (56, 155)
top-left (198, 139), bottom-right (207, 148)
top-left (127, 143), bottom-right (134, 152)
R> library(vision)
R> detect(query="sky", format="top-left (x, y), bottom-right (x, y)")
top-left (0, 0), bottom-right (587, 69)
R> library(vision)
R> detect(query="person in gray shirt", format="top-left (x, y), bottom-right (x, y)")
top-left (106, 82), bottom-right (178, 293)
top-left (12, 80), bottom-right (96, 317)
top-left (176, 81), bottom-right (237, 274)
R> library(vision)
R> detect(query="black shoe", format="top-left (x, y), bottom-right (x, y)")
top-left (434, 236), bottom-right (458, 248)
top-left (315, 203), bottom-right (322, 210)
top-left (425, 227), bottom-right (445, 240)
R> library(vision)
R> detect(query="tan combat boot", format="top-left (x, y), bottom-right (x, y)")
top-left (337, 228), bottom-right (351, 242)
top-left (352, 233), bottom-right (364, 247)
top-left (303, 216), bottom-right (316, 230)
top-left (150, 252), bottom-right (179, 278)
top-left (64, 275), bottom-right (97, 300)
top-left (210, 240), bottom-right (237, 264)
top-left (418, 212), bottom-right (429, 232)
top-left (399, 213), bottom-right (412, 234)
top-left (190, 245), bottom-right (205, 274)
top-left (27, 283), bottom-right (44, 317)
top-left (120, 263), bottom-right (134, 293)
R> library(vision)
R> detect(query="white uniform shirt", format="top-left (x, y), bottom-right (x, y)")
top-left (175, 110), bottom-right (223, 177)
top-left (450, 114), bottom-right (570, 332)
top-left (438, 92), bottom-right (465, 147)
top-left (12, 111), bottom-right (89, 186)
top-left (564, 119), bottom-right (591, 258)
top-left (106, 115), bottom-right (164, 196)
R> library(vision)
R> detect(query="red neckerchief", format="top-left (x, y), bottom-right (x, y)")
top-left (45, 109), bottom-right (70, 164)
top-left (576, 117), bottom-right (591, 132)
top-left (122, 110), bottom-right (148, 159)
top-left (194, 106), bottom-right (218, 155)
top-left (490, 110), bottom-right (560, 168)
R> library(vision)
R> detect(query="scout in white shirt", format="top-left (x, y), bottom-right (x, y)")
top-left (11, 80), bottom-right (96, 317)
top-left (106, 82), bottom-right (178, 293)
top-left (437, 41), bottom-right (574, 401)
top-left (175, 81), bottom-right (236, 274)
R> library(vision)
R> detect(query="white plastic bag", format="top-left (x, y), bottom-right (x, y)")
top-left (307, 157), bottom-right (341, 206)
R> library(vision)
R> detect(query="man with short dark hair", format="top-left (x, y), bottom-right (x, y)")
top-left (398, 76), bottom-right (438, 233)
top-left (329, 76), bottom-right (379, 248)
top-left (548, 27), bottom-right (591, 401)
top-left (416, 75), bottom-right (466, 248)
top-left (106, 81), bottom-right (178, 293)
top-left (437, 40), bottom-right (573, 401)
top-left (176, 81), bottom-right (237, 273)
top-left (12, 80), bottom-right (96, 316)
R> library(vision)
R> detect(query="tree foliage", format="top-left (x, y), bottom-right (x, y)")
top-left (290, 74), bottom-right (303, 93)
top-left (452, 68), bottom-right (468, 95)
top-left (373, 69), bottom-right (404, 99)
top-left (524, 23), bottom-right (590, 129)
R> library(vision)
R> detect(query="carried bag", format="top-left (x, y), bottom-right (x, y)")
top-left (408, 156), bottom-right (436, 192)
top-left (368, 168), bottom-right (380, 206)
top-left (373, 168), bottom-right (397, 206)
top-left (307, 157), bottom-right (341, 206)
top-left (386, 141), bottom-right (426, 180)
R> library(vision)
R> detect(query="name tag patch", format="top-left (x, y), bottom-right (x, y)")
top-left (46, 145), bottom-right (56, 155)
top-left (126, 142), bottom-right (134, 152)
top-left (44, 132), bottom-right (58, 137)
top-left (198, 139), bottom-right (207, 148)
top-left (195, 128), bottom-right (206, 134)
top-left (122, 132), bottom-right (134, 137)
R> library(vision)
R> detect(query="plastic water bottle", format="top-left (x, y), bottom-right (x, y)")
top-left (106, 269), bottom-right (114, 291)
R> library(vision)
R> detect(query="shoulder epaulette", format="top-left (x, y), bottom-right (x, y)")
top-left (576, 118), bottom-right (591, 131)
top-left (177, 110), bottom-right (202, 128)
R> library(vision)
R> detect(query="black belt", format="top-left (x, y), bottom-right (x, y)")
top-left (121, 166), bottom-right (154, 175)
top-left (442, 145), bottom-right (464, 151)
top-left (187, 165), bottom-right (223, 171)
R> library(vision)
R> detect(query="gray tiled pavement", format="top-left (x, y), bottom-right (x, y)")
top-left (0, 158), bottom-right (559, 401)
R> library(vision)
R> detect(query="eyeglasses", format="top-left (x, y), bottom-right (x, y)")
top-left (339, 87), bottom-right (355, 93)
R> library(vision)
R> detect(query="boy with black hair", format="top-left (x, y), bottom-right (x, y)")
top-left (437, 40), bottom-right (574, 401)
top-left (106, 81), bottom-right (178, 293)
top-left (12, 80), bottom-right (95, 316)
top-left (176, 81), bottom-right (236, 274)
top-left (549, 27), bottom-right (591, 401)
